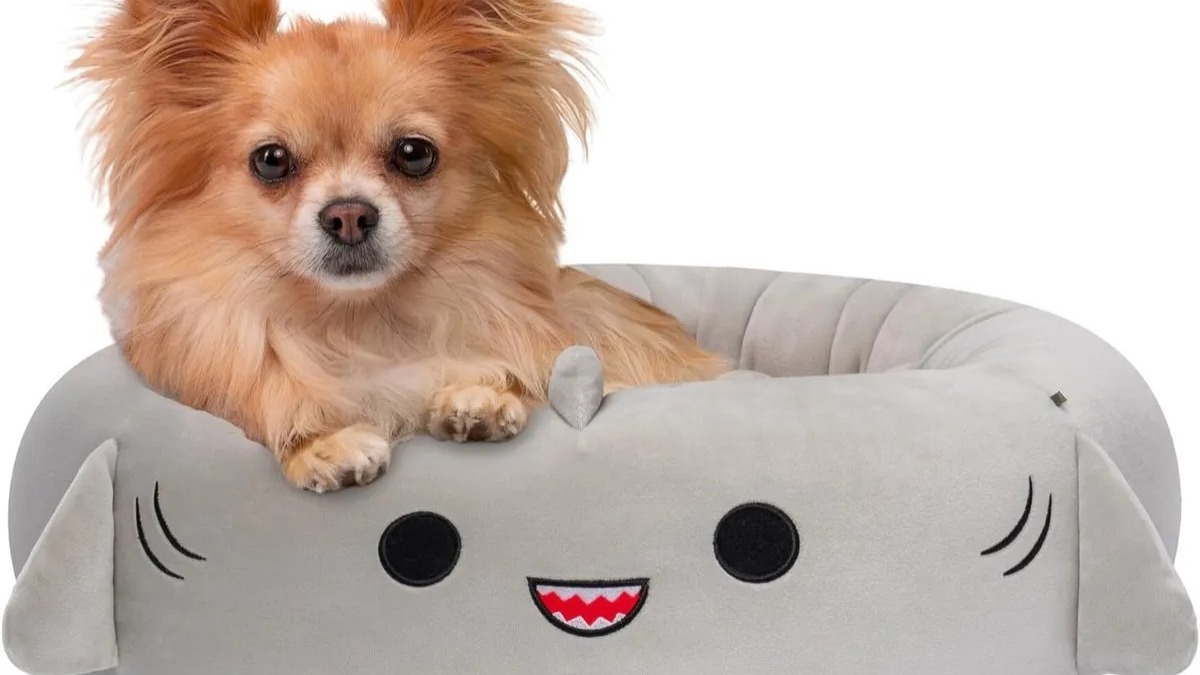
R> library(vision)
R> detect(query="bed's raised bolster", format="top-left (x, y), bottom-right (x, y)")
top-left (4, 267), bottom-right (1192, 675)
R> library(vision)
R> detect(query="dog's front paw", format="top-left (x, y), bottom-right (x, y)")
top-left (283, 425), bottom-right (393, 494)
top-left (428, 385), bottom-right (528, 443)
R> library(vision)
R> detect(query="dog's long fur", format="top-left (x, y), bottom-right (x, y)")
top-left (75, 0), bottom-right (726, 491)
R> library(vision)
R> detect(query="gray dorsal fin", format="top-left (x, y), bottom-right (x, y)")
top-left (549, 347), bottom-right (605, 429)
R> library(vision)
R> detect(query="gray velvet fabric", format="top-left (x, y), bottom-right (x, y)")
top-left (8, 350), bottom-right (146, 577)
top-left (4, 441), bottom-right (118, 675)
top-left (547, 346), bottom-right (605, 429)
top-left (3, 266), bottom-right (1191, 675)
top-left (574, 266), bottom-right (1182, 558)
top-left (1077, 434), bottom-right (1197, 675)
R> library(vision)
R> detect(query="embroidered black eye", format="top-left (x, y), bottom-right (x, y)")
top-left (714, 503), bottom-right (800, 584)
top-left (251, 144), bottom-right (294, 183)
top-left (379, 512), bottom-right (461, 587)
top-left (391, 137), bottom-right (438, 178)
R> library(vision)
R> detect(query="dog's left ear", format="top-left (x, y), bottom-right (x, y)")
top-left (380, 0), bottom-right (586, 42)
top-left (379, 0), bottom-right (595, 235)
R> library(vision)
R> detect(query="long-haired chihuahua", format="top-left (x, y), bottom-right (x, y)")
top-left (75, 0), bottom-right (726, 492)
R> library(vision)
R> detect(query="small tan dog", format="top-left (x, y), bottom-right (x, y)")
top-left (75, 0), bottom-right (726, 492)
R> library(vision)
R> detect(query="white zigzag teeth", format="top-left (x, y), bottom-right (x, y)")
top-left (537, 585), bottom-right (642, 603)
top-left (553, 613), bottom-right (630, 631)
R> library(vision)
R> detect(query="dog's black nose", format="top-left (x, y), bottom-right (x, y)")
top-left (319, 200), bottom-right (380, 246)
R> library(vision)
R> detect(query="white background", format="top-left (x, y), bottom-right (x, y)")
top-left (0, 0), bottom-right (1197, 671)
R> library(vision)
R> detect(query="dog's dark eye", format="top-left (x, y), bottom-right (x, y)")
top-left (391, 137), bottom-right (438, 179)
top-left (379, 512), bottom-right (461, 587)
top-left (251, 144), bottom-right (294, 183)
top-left (714, 503), bottom-right (800, 584)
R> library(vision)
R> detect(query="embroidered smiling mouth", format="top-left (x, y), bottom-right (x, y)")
top-left (528, 578), bottom-right (650, 637)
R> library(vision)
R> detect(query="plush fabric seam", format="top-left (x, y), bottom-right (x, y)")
top-left (738, 272), bottom-right (786, 370)
top-left (864, 285), bottom-right (916, 372)
top-left (695, 269), bottom-right (714, 344)
top-left (914, 306), bottom-right (1025, 371)
top-left (828, 279), bottom-right (872, 375)
top-left (629, 265), bottom-right (655, 305)
top-left (1074, 431), bottom-right (1084, 673)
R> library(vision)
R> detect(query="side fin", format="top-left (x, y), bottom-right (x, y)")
top-left (1077, 433), bottom-right (1196, 675)
top-left (4, 440), bottom-right (119, 675)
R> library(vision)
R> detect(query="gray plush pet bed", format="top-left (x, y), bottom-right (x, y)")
top-left (4, 266), bottom-right (1196, 675)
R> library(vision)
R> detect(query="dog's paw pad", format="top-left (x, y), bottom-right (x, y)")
top-left (429, 386), bottom-right (529, 443)
top-left (284, 425), bottom-right (392, 493)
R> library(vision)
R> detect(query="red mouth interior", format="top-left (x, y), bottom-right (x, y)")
top-left (531, 581), bottom-right (648, 633)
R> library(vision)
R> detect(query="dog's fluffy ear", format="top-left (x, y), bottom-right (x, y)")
top-left (77, 0), bottom-right (280, 106)
top-left (379, 0), bottom-right (596, 234)
top-left (381, 0), bottom-right (580, 36)
top-left (73, 0), bottom-right (280, 245)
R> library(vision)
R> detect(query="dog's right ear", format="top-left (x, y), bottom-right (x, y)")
top-left (73, 0), bottom-right (281, 240)
top-left (4, 441), bottom-right (120, 675)
top-left (75, 0), bottom-right (280, 106)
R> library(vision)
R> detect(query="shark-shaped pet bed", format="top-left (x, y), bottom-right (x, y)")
top-left (4, 266), bottom-right (1196, 675)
